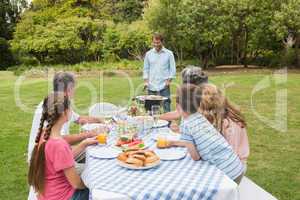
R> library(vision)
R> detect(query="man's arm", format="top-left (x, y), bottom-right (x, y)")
top-left (143, 52), bottom-right (150, 87)
top-left (168, 52), bottom-right (176, 80)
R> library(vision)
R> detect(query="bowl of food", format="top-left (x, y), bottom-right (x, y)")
top-left (116, 134), bottom-right (146, 151)
top-left (116, 150), bottom-right (160, 169)
top-left (135, 95), bottom-right (167, 112)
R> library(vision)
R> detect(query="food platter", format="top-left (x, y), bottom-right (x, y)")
top-left (116, 159), bottom-right (160, 170)
top-left (116, 150), bottom-right (161, 170)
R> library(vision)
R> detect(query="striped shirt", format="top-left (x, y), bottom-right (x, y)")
top-left (180, 112), bottom-right (244, 180)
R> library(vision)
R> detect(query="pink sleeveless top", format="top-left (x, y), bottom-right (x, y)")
top-left (222, 118), bottom-right (250, 164)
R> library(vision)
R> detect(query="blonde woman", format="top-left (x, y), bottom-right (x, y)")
top-left (199, 84), bottom-right (250, 168)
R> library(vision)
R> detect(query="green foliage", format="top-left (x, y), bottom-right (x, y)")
top-left (10, 0), bottom-right (151, 65)
top-left (117, 21), bottom-right (152, 60)
top-left (12, 16), bottom-right (107, 64)
top-left (0, 0), bottom-right (27, 69)
top-left (273, 0), bottom-right (300, 67)
top-left (113, 0), bottom-right (146, 23)
top-left (6, 0), bottom-right (300, 68)
top-left (8, 59), bottom-right (143, 75)
top-left (273, 0), bottom-right (300, 39)
top-left (144, 0), bottom-right (299, 68)
top-left (0, 37), bottom-right (15, 69)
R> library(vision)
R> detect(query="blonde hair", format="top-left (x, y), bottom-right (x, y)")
top-left (199, 84), bottom-right (246, 133)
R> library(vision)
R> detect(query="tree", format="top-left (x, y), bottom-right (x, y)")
top-left (144, 0), bottom-right (229, 67)
top-left (12, 16), bottom-right (109, 64)
top-left (118, 20), bottom-right (151, 60)
top-left (273, 0), bottom-right (300, 67)
top-left (0, 0), bottom-right (27, 69)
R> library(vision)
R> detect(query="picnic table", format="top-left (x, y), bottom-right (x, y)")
top-left (81, 118), bottom-right (239, 200)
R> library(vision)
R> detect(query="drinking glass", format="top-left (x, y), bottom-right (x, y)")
top-left (151, 105), bottom-right (161, 126)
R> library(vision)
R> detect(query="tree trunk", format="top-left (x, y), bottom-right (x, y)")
top-left (201, 53), bottom-right (208, 69)
top-left (296, 34), bottom-right (300, 68)
top-left (236, 36), bottom-right (240, 65)
top-left (242, 27), bottom-right (249, 68)
top-left (231, 37), bottom-right (234, 64)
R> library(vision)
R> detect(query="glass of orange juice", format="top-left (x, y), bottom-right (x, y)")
top-left (157, 136), bottom-right (169, 148)
top-left (96, 133), bottom-right (107, 144)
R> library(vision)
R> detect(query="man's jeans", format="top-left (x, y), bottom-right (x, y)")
top-left (148, 86), bottom-right (171, 113)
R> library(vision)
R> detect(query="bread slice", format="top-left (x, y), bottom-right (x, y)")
top-left (132, 154), bottom-right (146, 161)
top-left (145, 155), bottom-right (159, 164)
top-left (126, 157), bottom-right (144, 167)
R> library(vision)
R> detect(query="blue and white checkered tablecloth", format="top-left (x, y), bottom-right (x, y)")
top-left (81, 127), bottom-right (231, 200)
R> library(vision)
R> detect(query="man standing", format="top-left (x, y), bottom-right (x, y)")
top-left (143, 33), bottom-right (176, 112)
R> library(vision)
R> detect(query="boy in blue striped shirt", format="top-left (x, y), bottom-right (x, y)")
top-left (169, 84), bottom-right (244, 183)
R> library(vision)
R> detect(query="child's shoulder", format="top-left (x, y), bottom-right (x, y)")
top-left (185, 113), bottom-right (210, 128)
top-left (47, 138), bottom-right (69, 149)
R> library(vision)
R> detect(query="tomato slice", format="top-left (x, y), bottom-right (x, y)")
top-left (127, 140), bottom-right (142, 147)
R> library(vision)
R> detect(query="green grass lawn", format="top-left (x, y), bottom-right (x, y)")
top-left (0, 70), bottom-right (299, 200)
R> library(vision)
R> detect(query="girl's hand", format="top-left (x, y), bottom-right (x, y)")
top-left (86, 126), bottom-right (108, 138)
top-left (81, 137), bottom-right (98, 147)
top-left (166, 140), bottom-right (173, 147)
top-left (85, 129), bottom-right (98, 138)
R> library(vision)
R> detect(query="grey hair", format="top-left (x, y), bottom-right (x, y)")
top-left (53, 72), bottom-right (75, 92)
top-left (181, 66), bottom-right (208, 86)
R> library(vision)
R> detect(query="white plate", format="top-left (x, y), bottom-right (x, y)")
top-left (81, 123), bottom-right (107, 131)
top-left (89, 147), bottom-right (121, 159)
top-left (154, 149), bottom-right (186, 160)
top-left (153, 120), bottom-right (169, 128)
top-left (135, 95), bottom-right (168, 101)
top-left (116, 159), bottom-right (160, 170)
top-left (152, 132), bottom-right (181, 141)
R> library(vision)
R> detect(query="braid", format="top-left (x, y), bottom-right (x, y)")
top-left (28, 92), bottom-right (70, 195)
top-left (35, 111), bottom-right (47, 145)
top-left (44, 114), bottom-right (56, 141)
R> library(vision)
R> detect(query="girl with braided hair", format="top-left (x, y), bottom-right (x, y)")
top-left (28, 93), bottom-right (97, 200)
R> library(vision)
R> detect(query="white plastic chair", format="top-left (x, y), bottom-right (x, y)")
top-left (92, 189), bottom-right (131, 200)
top-left (89, 103), bottom-right (126, 118)
top-left (27, 186), bottom-right (37, 200)
top-left (238, 177), bottom-right (278, 200)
